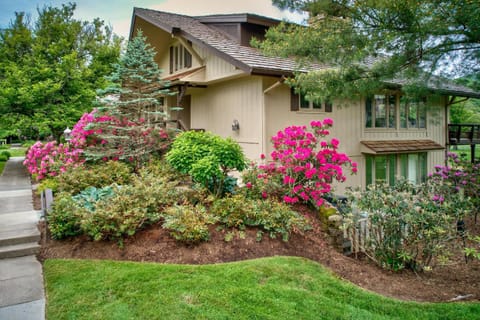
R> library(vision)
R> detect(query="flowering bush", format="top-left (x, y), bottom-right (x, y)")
top-left (245, 119), bottom-right (357, 207)
top-left (344, 179), bottom-right (470, 271)
top-left (23, 141), bottom-right (84, 181)
top-left (429, 152), bottom-right (480, 220)
top-left (69, 109), bottom-right (113, 149)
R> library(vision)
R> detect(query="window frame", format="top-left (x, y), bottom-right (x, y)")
top-left (365, 93), bottom-right (427, 130)
top-left (169, 42), bottom-right (192, 74)
top-left (365, 152), bottom-right (427, 186)
top-left (290, 88), bottom-right (332, 112)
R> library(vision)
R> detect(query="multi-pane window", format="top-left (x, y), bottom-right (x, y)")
top-left (169, 43), bottom-right (192, 74)
top-left (365, 94), bottom-right (426, 129)
top-left (291, 88), bottom-right (332, 112)
top-left (400, 97), bottom-right (427, 129)
top-left (365, 94), bottom-right (396, 128)
top-left (365, 152), bottom-right (427, 186)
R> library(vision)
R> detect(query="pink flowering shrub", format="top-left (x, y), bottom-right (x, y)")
top-left (69, 109), bottom-right (113, 149)
top-left (23, 141), bottom-right (84, 181)
top-left (429, 152), bottom-right (480, 219)
top-left (245, 119), bottom-right (357, 207)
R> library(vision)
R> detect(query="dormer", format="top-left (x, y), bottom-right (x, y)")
top-left (196, 13), bottom-right (280, 47)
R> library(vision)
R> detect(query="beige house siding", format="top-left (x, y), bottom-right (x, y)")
top-left (190, 76), bottom-right (264, 159)
top-left (263, 78), bottom-right (363, 193)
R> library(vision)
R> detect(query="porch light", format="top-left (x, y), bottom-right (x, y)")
top-left (232, 119), bottom-right (240, 131)
top-left (63, 127), bottom-right (72, 141)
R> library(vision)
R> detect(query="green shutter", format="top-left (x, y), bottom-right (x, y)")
top-left (366, 156), bottom-right (372, 186)
top-left (290, 88), bottom-right (299, 111)
top-left (420, 153), bottom-right (427, 182)
top-left (388, 154), bottom-right (396, 186)
top-left (325, 100), bottom-right (333, 112)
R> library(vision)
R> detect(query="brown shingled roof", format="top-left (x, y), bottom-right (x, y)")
top-left (361, 140), bottom-right (444, 154)
top-left (131, 8), bottom-right (480, 98)
top-left (133, 8), bottom-right (308, 76)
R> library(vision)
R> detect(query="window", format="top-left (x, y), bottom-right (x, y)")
top-left (291, 88), bottom-right (332, 112)
top-left (169, 43), bottom-right (192, 74)
top-left (365, 94), bottom-right (396, 128)
top-left (366, 93), bottom-right (426, 129)
top-left (400, 96), bottom-right (426, 129)
top-left (366, 152), bottom-right (427, 186)
top-left (399, 153), bottom-right (427, 184)
top-left (365, 154), bottom-right (396, 186)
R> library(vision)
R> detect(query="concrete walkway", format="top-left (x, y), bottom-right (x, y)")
top-left (0, 157), bottom-right (45, 320)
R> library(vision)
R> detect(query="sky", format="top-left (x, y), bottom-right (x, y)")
top-left (0, 0), bottom-right (306, 38)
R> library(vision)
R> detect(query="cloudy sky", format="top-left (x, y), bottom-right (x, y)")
top-left (0, 0), bottom-right (305, 38)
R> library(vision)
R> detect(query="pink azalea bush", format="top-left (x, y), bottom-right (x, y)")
top-left (69, 109), bottom-right (113, 149)
top-left (429, 152), bottom-right (480, 219)
top-left (245, 119), bottom-right (357, 207)
top-left (23, 141), bottom-right (84, 181)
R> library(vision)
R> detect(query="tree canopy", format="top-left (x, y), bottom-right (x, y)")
top-left (258, 0), bottom-right (480, 101)
top-left (84, 31), bottom-right (173, 168)
top-left (0, 3), bottom-right (121, 141)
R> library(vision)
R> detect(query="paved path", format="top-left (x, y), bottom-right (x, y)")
top-left (0, 157), bottom-right (45, 320)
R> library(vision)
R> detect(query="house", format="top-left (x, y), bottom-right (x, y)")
top-left (129, 8), bottom-right (480, 193)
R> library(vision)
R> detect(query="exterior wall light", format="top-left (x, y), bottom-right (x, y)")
top-left (232, 119), bottom-right (240, 131)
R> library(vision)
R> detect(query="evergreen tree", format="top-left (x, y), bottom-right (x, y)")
top-left (258, 0), bottom-right (480, 101)
top-left (84, 30), bottom-right (173, 168)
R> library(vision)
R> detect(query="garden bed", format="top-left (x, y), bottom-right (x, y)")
top-left (37, 214), bottom-right (480, 303)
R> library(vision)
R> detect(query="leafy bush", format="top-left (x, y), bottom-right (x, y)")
top-left (211, 194), bottom-right (311, 241)
top-left (54, 161), bottom-right (133, 195)
top-left (1, 150), bottom-right (11, 159)
top-left (23, 141), bottom-right (84, 181)
top-left (344, 180), bottom-right (471, 271)
top-left (0, 154), bottom-right (8, 162)
top-left (48, 193), bottom-right (85, 239)
top-left (166, 131), bottom-right (246, 197)
top-left (429, 152), bottom-right (480, 221)
top-left (77, 165), bottom-right (186, 241)
top-left (245, 119), bottom-right (357, 207)
top-left (162, 205), bottom-right (215, 242)
top-left (72, 186), bottom-right (116, 212)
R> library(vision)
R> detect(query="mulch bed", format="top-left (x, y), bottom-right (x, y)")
top-left (34, 190), bottom-right (480, 303)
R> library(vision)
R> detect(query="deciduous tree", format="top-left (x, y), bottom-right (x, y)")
top-left (0, 3), bottom-right (121, 141)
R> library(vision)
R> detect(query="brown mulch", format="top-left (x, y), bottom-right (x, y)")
top-left (34, 192), bottom-right (480, 303)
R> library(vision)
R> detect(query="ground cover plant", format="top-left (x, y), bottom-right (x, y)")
top-left (44, 256), bottom-right (480, 320)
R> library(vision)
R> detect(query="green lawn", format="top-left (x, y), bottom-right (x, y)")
top-left (449, 144), bottom-right (480, 162)
top-left (44, 256), bottom-right (479, 320)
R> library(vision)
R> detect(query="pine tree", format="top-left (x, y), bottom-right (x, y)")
top-left (85, 30), bottom-right (173, 168)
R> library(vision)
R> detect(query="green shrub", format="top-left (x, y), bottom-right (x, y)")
top-left (166, 131), bottom-right (246, 197)
top-left (0, 154), bottom-right (8, 161)
top-left (162, 204), bottom-right (215, 242)
top-left (344, 180), bottom-right (470, 271)
top-left (77, 166), bottom-right (185, 241)
top-left (21, 140), bottom-right (36, 148)
top-left (0, 144), bottom-right (9, 150)
top-left (211, 194), bottom-right (311, 241)
top-left (1, 151), bottom-right (11, 159)
top-left (72, 186), bottom-right (116, 212)
top-left (55, 161), bottom-right (133, 195)
top-left (47, 193), bottom-right (85, 239)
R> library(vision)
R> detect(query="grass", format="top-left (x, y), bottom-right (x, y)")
top-left (449, 145), bottom-right (480, 162)
top-left (44, 256), bottom-right (480, 320)
top-left (0, 147), bottom-right (27, 175)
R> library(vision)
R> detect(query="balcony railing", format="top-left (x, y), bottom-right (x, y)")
top-left (448, 124), bottom-right (480, 145)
